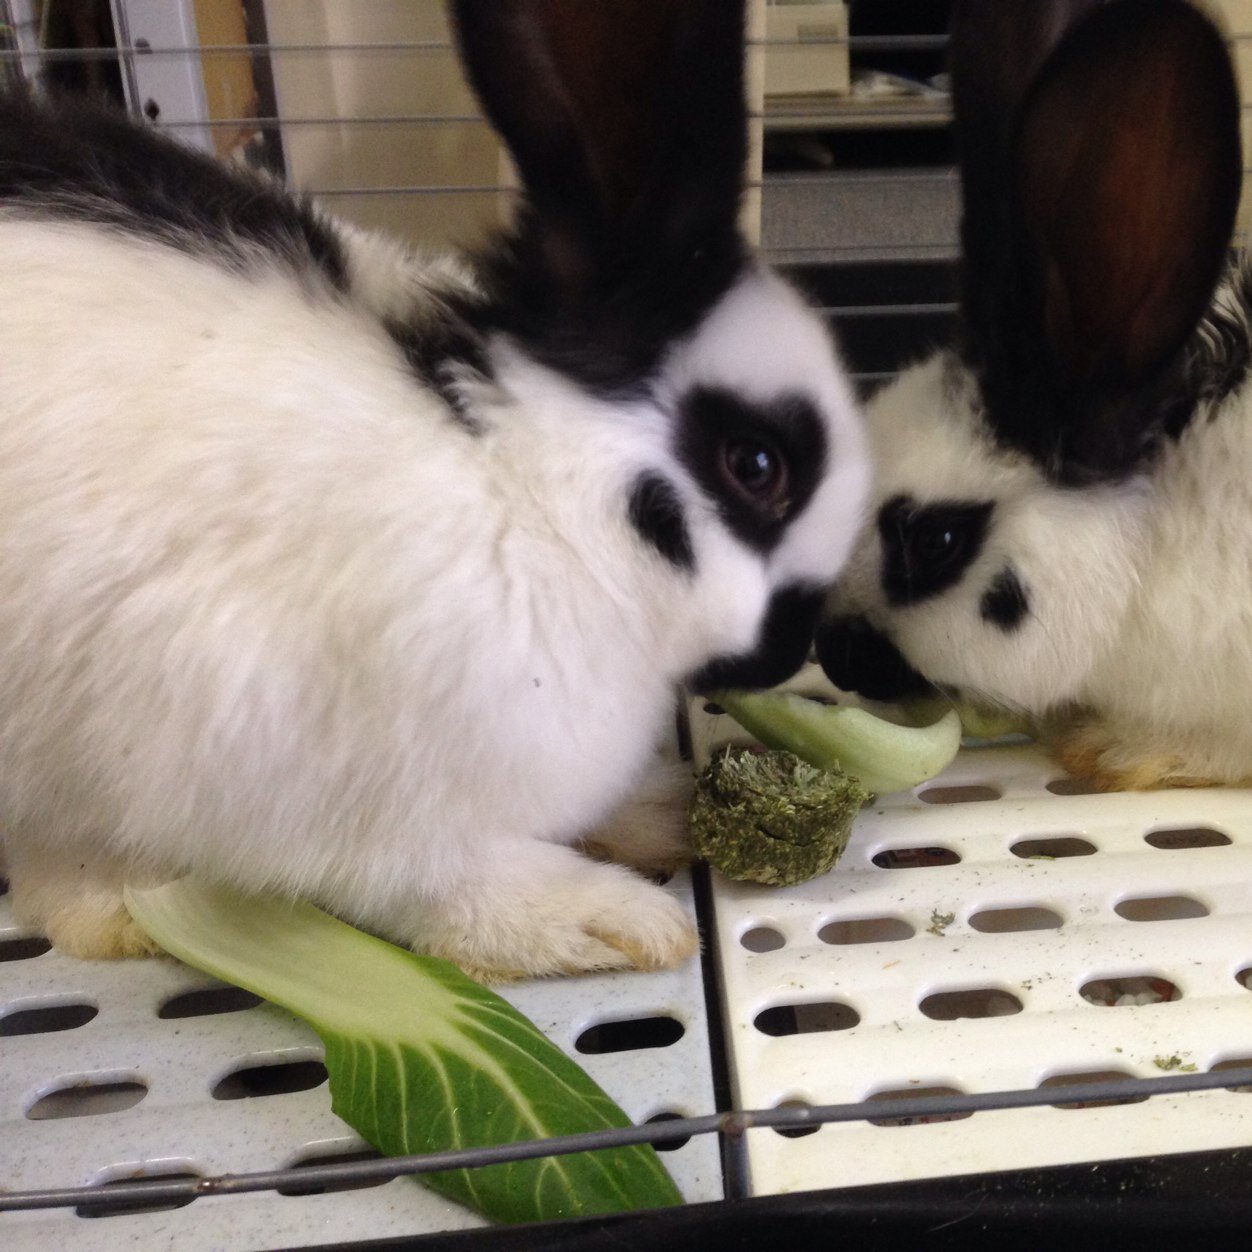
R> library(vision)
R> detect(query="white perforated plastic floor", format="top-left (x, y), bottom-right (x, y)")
top-left (0, 870), bottom-right (720, 1249)
top-left (6, 671), bottom-right (1252, 1247)
top-left (690, 671), bottom-right (1252, 1198)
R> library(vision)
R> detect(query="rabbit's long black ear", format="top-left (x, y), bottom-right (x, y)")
top-left (451, 0), bottom-right (745, 237)
top-left (1018, 0), bottom-right (1240, 392)
top-left (950, 0), bottom-right (1104, 340)
top-left (450, 0), bottom-right (750, 391)
top-left (972, 0), bottom-right (1242, 481)
top-left (951, 0), bottom-right (1104, 196)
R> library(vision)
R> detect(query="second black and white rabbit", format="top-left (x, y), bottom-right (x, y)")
top-left (819, 0), bottom-right (1252, 791)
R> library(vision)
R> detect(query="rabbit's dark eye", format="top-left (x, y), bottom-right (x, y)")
top-left (910, 518), bottom-right (965, 567)
top-left (676, 386), bottom-right (824, 553)
top-left (719, 438), bottom-right (789, 512)
top-left (878, 495), bottom-right (994, 607)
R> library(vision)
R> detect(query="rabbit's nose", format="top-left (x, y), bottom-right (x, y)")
top-left (815, 615), bottom-right (932, 703)
top-left (686, 584), bottom-right (825, 696)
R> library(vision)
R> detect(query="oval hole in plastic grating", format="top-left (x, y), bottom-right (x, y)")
top-left (1209, 1058), bottom-right (1252, 1093)
top-left (0, 935), bottom-right (52, 962)
top-left (702, 701), bottom-right (725, 716)
top-left (0, 1001), bottom-right (98, 1036)
top-left (740, 926), bottom-right (786, 953)
top-left (968, 906), bottom-right (1062, 934)
top-left (819, 916), bottom-right (915, 945)
top-left (575, 1015), bottom-right (685, 1055)
top-left (918, 785), bottom-right (1000, 805)
top-left (918, 988), bottom-right (1023, 1021)
top-left (754, 1001), bottom-right (860, 1037)
top-left (1080, 976), bottom-right (1181, 1007)
top-left (75, 1171), bottom-right (200, 1219)
top-left (1046, 777), bottom-right (1104, 795)
top-left (645, 1111), bottom-right (692, 1152)
top-left (864, 1085), bottom-right (973, 1127)
top-left (277, 1148), bottom-right (388, 1196)
top-left (1145, 826), bottom-right (1232, 850)
top-left (1039, 1070), bottom-right (1149, 1110)
top-left (1236, 968), bottom-right (1252, 991)
top-left (27, 1079), bottom-right (147, 1120)
top-left (1011, 836), bottom-right (1095, 860)
top-left (772, 1099), bottom-right (819, 1138)
top-left (872, 846), bottom-right (960, 869)
top-left (1114, 895), bottom-right (1209, 923)
top-left (159, 985), bottom-right (264, 1019)
top-left (211, 1059), bottom-right (328, 1101)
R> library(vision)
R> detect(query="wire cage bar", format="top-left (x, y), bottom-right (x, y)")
top-left (4, 1), bottom-right (1252, 1247)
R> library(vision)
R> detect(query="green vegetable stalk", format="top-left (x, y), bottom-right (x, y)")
top-left (712, 689), bottom-right (962, 795)
top-left (124, 880), bottom-right (682, 1225)
top-left (690, 749), bottom-right (868, 886)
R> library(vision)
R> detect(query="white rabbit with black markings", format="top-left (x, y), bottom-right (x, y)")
top-left (0, 0), bottom-right (869, 979)
top-left (818, 0), bottom-right (1252, 791)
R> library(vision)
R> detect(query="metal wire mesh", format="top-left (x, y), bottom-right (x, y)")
top-left (7, 1065), bottom-right (1252, 1216)
top-left (3, 0), bottom-right (1252, 1241)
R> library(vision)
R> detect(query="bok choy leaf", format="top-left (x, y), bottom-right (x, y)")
top-left (124, 879), bottom-right (684, 1224)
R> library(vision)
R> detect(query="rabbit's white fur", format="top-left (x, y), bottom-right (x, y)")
top-left (821, 0), bottom-right (1251, 791)
top-left (0, 220), bottom-right (866, 977)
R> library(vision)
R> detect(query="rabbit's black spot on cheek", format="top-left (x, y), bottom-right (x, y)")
top-left (981, 567), bottom-right (1029, 631)
top-left (628, 473), bottom-right (694, 571)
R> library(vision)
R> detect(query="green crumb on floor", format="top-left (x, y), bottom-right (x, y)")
top-left (926, 909), bottom-right (956, 936)
top-left (1153, 1055), bottom-right (1197, 1072)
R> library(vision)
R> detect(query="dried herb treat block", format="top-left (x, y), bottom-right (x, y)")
top-left (690, 748), bottom-right (869, 887)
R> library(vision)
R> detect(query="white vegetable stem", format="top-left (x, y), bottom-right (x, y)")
top-left (125, 879), bottom-right (461, 1041)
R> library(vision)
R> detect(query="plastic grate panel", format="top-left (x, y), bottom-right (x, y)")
top-left (690, 678), bottom-right (1252, 1196)
top-left (0, 870), bottom-right (719, 1249)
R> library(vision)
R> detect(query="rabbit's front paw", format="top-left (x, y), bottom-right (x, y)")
top-left (1050, 719), bottom-right (1218, 791)
top-left (579, 877), bottom-right (699, 973)
top-left (401, 844), bottom-right (699, 982)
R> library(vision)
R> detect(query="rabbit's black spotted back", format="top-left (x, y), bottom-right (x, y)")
top-left (0, 89), bottom-right (348, 288)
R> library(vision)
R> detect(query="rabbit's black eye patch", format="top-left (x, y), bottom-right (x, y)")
top-left (879, 496), bottom-right (993, 606)
top-left (981, 566), bottom-right (1029, 630)
top-left (676, 386), bottom-right (826, 552)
